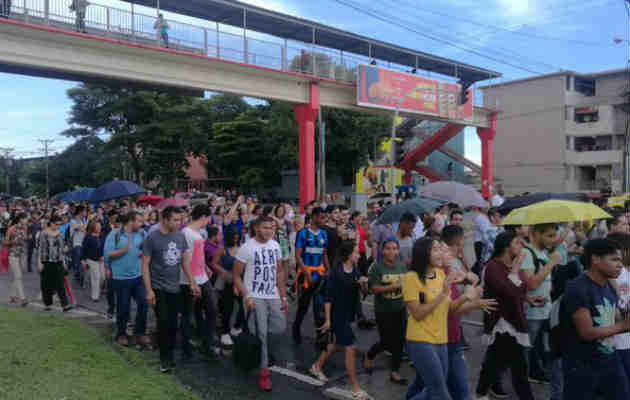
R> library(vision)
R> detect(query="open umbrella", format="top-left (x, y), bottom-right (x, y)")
top-left (51, 191), bottom-right (70, 201)
top-left (137, 195), bottom-right (164, 207)
top-left (156, 197), bottom-right (189, 210)
top-left (502, 200), bottom-right (611, 226)
top-left (498, 192), bottom-right (587, 215)
top-left (418, 181), bottom-right (488, 209)
top-left (608, 193), bottom-right (629, 208)
top-left (376, 197), bottom-right (445, 225)
top-left (89, 180), bottom-right (146, 203)
top-left (71, 188), bottom-right (95, 202)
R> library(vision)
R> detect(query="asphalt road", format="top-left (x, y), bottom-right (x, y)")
top-left (1, 269), bottom-right (550, 400)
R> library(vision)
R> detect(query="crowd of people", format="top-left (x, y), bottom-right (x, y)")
top-left (0, 191), bottom-right (628, 400)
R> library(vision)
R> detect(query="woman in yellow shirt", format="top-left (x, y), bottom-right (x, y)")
top-left (403, 237), bottom-right (473, 400)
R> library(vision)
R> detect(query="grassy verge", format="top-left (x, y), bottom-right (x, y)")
top-left (0, 306), bottom-right (200, 400)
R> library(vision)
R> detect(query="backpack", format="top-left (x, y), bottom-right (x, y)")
top-left (523, 246), bottom-right (544, 274)
top-left (549, 265), bottom-right (587, 359)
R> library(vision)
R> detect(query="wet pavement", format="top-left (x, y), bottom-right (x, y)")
top-left (1, 269), bottom-right (550, 400)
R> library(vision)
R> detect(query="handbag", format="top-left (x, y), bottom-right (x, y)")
top-left (232, 310), bottom-right (261, 371)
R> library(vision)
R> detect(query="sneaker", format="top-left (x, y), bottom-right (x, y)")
top-left (44, 306), bottom-right (52, 311)
top-left (220, 334), bottom-right (234, 347)
top-left (160, 363), bottom-right (170, 373)
top-left (258, 368), bottom-right (272, 392)
top-left (489, 385), bottom-right (509, 399)
top-left (475, 395), bottom-right (489, 400)
top-left (63, 305), bottom-right (73, 312)
top-left (230, 327), bottom-right (242, 336)
top-left (116, 335), bottom-right (129, 347)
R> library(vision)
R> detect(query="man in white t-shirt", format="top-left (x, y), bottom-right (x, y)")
top-left (180, 204), bottom-right (217, 360)
top-left (233, 217), bottom-right (288, 392)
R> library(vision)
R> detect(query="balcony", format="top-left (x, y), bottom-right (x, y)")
top-left (566, 149), bottom-right (623, 165)
top-left (565, 105), bottom-right (616, 136)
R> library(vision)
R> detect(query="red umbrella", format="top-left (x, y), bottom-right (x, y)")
top-left (156, 197), bottom-right (189, 209)
top-left (137, 195), bottom-right (164, 206)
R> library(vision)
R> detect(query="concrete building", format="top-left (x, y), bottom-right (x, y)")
top-left (481, 69), bottom-right (629, 195)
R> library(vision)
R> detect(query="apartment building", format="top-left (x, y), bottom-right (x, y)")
top-left (481, 69), bottom-right (629, 195)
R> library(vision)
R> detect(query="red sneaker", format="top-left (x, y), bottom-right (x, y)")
top-left (258, 368), bottom-right (272, 392)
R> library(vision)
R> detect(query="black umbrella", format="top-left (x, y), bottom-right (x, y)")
top-left (376, 197), bottom-right (445, 225)
top-left (498, 192), bottom-right (588, 215)
top-left (89, 180), bottom-right (146, 203)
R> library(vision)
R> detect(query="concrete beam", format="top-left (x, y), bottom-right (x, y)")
top-left (0, 19), bottom-right (493, 127)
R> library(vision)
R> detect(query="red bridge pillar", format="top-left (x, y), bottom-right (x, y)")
top-left (477, 112), bottom-right (498, 200)
top-left (294, 82), bottom-right (320, 210)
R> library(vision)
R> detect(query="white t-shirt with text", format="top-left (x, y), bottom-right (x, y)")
top-left (236, 238), bottom-right (282, 300)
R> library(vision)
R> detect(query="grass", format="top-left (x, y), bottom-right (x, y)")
top-left (0, 306), bottom-right (200, 400)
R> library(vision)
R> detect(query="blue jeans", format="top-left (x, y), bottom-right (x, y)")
top-left (113, 277), bottom-right (147, 338)
top-left (562, 355), bottom-right (629, 400)
top-left (526, 318), bottom-right (549, 379)
top-left (618, 349), bottom-right (630, 382)
top-left (72, 246), bottom-right (83, 284)
top-left (406, 341), bottom-right (449, 400)
top-left (447, 342), bottom-right (469, 400)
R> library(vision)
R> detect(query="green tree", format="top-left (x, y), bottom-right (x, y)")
top-left (64, 84), bottom-right (208, 188)
top-left (28, 136), bottom-right (120, 195)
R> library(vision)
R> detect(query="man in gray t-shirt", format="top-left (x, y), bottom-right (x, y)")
top-left (142, 206), bottom-right (199, 372)
top-left (143, 229), bottom-right (188, 293)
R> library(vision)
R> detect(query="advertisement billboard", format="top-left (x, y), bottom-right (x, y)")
top-left (357, 65), bottom-right (473, 122)
top-left (355, 165), bottom-right (403, 195)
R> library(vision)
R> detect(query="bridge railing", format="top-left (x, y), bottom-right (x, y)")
top-left (3, 0), bottom-right (393, 84)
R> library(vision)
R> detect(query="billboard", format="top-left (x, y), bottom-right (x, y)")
top-left (355, 165), bottom-right (403, 195)
top-left (357, 65), bottom-right (473, 122)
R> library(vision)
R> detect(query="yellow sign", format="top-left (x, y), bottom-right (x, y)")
top-left (356, 165), bottom-right (403, 195)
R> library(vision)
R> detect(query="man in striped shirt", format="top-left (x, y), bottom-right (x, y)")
top-left (292, 207), bottom-right (329, 345)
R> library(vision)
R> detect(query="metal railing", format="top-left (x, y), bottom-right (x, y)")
top-left (1, 0), bottom-right (422, 84)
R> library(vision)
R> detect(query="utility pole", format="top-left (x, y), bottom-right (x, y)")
top-left (0, 147), bottom-right (14, 194)
top-left (38, 139), bottom-right (54, 203)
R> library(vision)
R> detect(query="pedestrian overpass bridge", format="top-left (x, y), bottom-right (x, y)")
top-left (0, 0), bottom-right (501, 204)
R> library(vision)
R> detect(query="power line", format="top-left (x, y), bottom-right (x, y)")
top-left (333, 0), bottom-right (546, 74)
top-left (392, 0), bottom-right (616, 47)
top-left (376, 0), bottom-right (565, 72)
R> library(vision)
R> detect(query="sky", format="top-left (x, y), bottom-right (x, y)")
top-left (1, 0), bottom-right (628, 164)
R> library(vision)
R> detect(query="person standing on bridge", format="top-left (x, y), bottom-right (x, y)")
top-left (0, 0), bottom-right (11, 18)
top-left (70, 0), bottom-right (89, 34)
top-left (154, 13), bottom-right (170, 48)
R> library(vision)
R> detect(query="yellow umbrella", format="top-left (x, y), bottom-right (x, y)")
top-left (608, 193), bottom-right (629, 208)
top-left (502, 200), bottom-right (612, 226)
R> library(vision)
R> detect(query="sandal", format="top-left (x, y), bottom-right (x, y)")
top-left (351, 389), bottom-right (372, 400)
top-left (309, 365), bottom-right (328, 383)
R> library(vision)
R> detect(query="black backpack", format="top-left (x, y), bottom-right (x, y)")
top-left (232, 312), bottom-right (261, 371)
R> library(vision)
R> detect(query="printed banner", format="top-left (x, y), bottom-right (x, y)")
top-left (357, 65), bottom-right (473, 121)
top-left (356, 165), bottom-right (403, 195)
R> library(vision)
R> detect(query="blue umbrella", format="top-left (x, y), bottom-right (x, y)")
top-left (52, 191), bottom-right (71, 201)
top-left (72, 188), bottom-right (95, 202)
top-left (89, 180), bottom-right (146, 203)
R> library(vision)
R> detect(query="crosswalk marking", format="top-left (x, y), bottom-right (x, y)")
top-left (269, 366), bottom-right (326, 386)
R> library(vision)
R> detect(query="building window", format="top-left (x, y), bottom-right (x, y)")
top-left (566, 75), bottom-right (571, 91)
top-left (574, 135), bottom-right (612, 152)
top-left (566, 136), bottom-right (572, 150)
top-left (574, 77), bottom-right (595, 96)
top-left (574, 107), bottom-right (599, 123)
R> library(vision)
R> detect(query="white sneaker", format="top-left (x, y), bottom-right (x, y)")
top-left (230, 327), bottom-right (242, 336)
top-left (475, 395), bottom-right (489, 400)
top-left (221, 334), bottom-right (234, 346)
